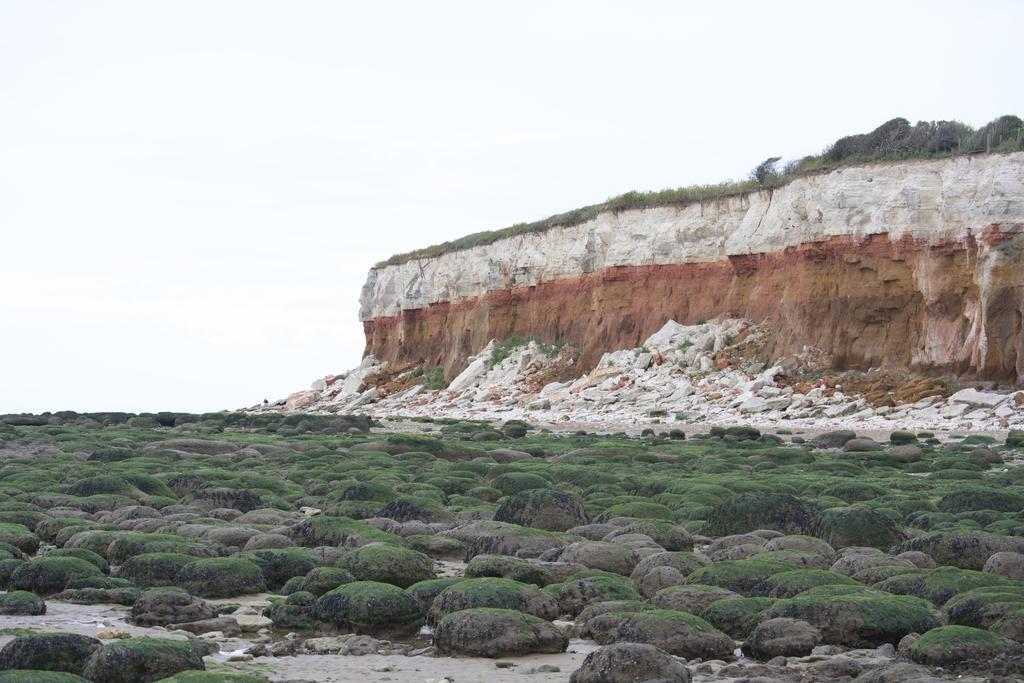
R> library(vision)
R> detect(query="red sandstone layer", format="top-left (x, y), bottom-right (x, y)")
top-left (362, 231), bottom-right (1024, 385)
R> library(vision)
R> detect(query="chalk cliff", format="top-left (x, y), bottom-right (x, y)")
top-left (360, 153), bottom-right (1024, 384)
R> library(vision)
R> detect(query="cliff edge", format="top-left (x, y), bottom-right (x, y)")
top-left (361, 152), bottom-right (1024, 385)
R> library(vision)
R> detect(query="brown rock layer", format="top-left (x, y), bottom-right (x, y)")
top-left (363, 230), bottom-right (1024, 385)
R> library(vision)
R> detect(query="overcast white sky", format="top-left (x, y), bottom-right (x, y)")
top-left (1, 1), bottom-right (1021, 414)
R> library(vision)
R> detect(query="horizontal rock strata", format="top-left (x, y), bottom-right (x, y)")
top-left (361, 153), bottom-right (1024, 383)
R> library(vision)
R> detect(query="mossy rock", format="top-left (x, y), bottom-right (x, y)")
top-left (55, 586), bottom-right (140, 605)
top-left (684, 559), bottom-right (796, 596)
top-left (493, 489), bottom-right (588, 532)
top-left (266, 591), bottom-right (317, 631)
top-left (491, 473), bottom-right (551, 496)
top-left (45, 548), bottom-right (109, 575)
top-left (944, 586), bottom-right (1024, 628)
top-left (763, 569), bottom-right (858, 598)
top-left (700, 596), bottom-right (775, 639)
top-left (0, 672), bottom-right (88, 682)
top-left (82, 637), bottom-right (205, 683)
top-left (66, 475), bottom-right (135, 497)
top-left (405, 577), bottom-right (465, 614)
top-left (0, 558), bottom-right (25, 590)
top-left (892, 532), bottom-right (1024, 570)
top-left (429, 577), bottom-right (558, 625)
top-left (937, 487), bottom-right (1024, 514)
top-left (464, 554), bottom-right (556, 586)
top-left (597, 502), bottom-right (675, 522)
top-left (9, 557), bottom-right (102, 596)
top-left (433, 608), bottom-right (568, 658)
top-left (0, 590), bottom-right (45, 615)
top-left (117, 553), bottom-right (198, 588)
top-left (315, 581), bottom-right (423, 637)
top-left (767, 592), bottom-right (941, 647)
top-left (235, 549), bottom-right (317, 590)
top-left (543, 574), bottom-right (642, 617)
top-left (298, 567), bottom-right (355, 596)
top-left (604, 520), bottom-right (693, 552)
top-left (812, 506), bottom-right (906, 549)
top-left (909, 625), bottom-right (1019, 666)
top-left (704, 493), bottom-right (819, 536)
top-left (339, 542), bottom-right (434, 588)
top-left (873, 566), bottom-right (1017, 606)
top-left (375, 496), bottom-right (454, 524)
top-left (131, 588), bottom-right (216, 627)
top-left (594, 609), bottom-right (735, 660)
top-left (0, 632), bottom-right (101, 675)
top-left (155, 673), bottom-right (271, 683)
top-left (651, 584), bottom-right (739, 614)
top-left (174, 558), bottom-right (266, 598)
top-left (0, 523), bottom-right (40, 555)
top-left (403, 534), bottom-right (468, 560)
top-left (290, 516), bottom-right (400, 548)
top-left (107, 534), bottom-right (214, 565)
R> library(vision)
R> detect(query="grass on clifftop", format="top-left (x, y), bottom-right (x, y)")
top-left (375, 115), bottom-right (1024, 268)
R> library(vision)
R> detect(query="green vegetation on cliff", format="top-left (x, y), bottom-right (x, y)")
top-left (376, 115), bottom-right (1024, 268)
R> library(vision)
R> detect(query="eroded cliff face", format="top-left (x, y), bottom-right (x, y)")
top-left (360, 153), bottom-right (1024, 384)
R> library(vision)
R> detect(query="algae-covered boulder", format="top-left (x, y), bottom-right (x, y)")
top-left (235, 549), bottom-right (317, 590)
top-left (764, 569), bottom-right (858, 598)
top-left (290, 515), bottom-right (400, 548)
top-left (699, 596), bottom-right (775, 640)
top-left (544, 573), bottom-right (642, 617)
top-left (464, 554), bottom-right (563, 586)
top-left (0, 590), bottom-right (45, 615)
top-left (983, 551), bottom-right (1024, 581)
top-left (742, 617), bottom-right (821, 659)
top-left (491, 473), bottom-right (551, 496)
top-left (131, 589), bottom-right (216, 627)
top-left (569, 642), bottom-right (692, 683)
top-left (0, 523), bottom-right (40, 555)
top-left (154, 672), bottom-right (271, 683)
top-left (767, 591), bottom-right (941, 647)
top-left (944, 586), bottom-right (1024, 628)
top-left (445, 520), bottom-right (574, 560)
top-left (428, 577), bottom-right (558, 624)
top-left (433, 608), bottom-right (568, 657)
top-left (909, 625), bottom-right (1021, 666)
top-left (813, 506), bottom-right (906, 549)
top-left (405, 577), bottom-right (464, 614)
top-left (266, 591), bottom-right (317, 631)
top-left (704, 494), bottom-right (819, 537)
top-left (0, 672), bottom-right (88, 683)
top-left (873, 566), bottom-right (1017, 606)
top-left (651, 584), bottom-right (739, 614)
top-left (82, 637), bottom-right (205, 683)
top-left (544, 541), bottom-right (639, 576)
top-left (0, 633), bottom-right (101, 675)
top-left (117, 553), bottom-right (198, 588)
top-left (684, 559), bottom-right (796, 596)
top-left (9, 557), bottom-right (102, 596)
top-left (174, 558), bottom-right (266, 598)
top-left (604, 520), bottom-right (693, 552)
top-left (44, 548), bottom-right (109, 575)
top-left (630, 551), bottom-right (710, 596)
top-left (937, 487), bottom-right (1024, 514)
top-left (493, 489), bottom-right (589, 532)
top-left (375, 496), bottom-right (454, 524)
top-left (594, 609), bottom-right (735, 660)
top-left (892, 532), bottom-right (1024, 570)
top-left (106, 534), bottom-right (215, 565)
top-left (315, 581), bottom-right (423, 637)
top-left (298, 567), bottom-right (355, 596)
top-left (340, 542), bottom-right (435, 588)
